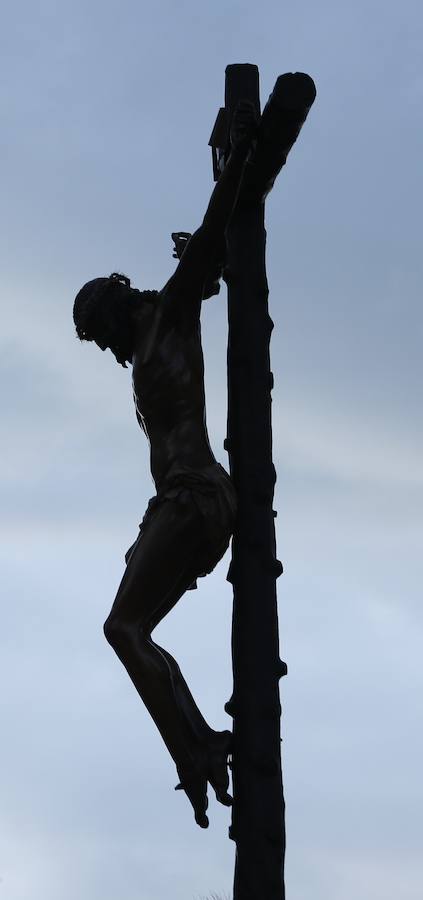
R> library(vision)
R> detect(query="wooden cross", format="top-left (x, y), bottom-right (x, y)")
top-left (209, 64), bottom-right (316, 900)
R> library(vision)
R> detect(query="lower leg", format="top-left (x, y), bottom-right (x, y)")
top-left (105, 622), bottom-right (211, 827)
top-left (152, 641), bottom-right (215, 745)
top-left (156, 643), bottom-right (232, 799)
top-left (105, 621), bottom-right (232, 821)
top-left (105, 621), bottom-right (197, 768)
top-left (153, 641), bottom-right (232, 804)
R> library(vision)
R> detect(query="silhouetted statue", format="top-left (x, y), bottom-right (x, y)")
top-left (73, 102), bottom-right (258, 828)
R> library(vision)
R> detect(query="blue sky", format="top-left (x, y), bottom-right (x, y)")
top-left (1, 1), bottom-right (422, 898)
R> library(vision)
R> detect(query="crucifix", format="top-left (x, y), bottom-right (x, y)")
top-left (73, 62), bottom-right (315, 900)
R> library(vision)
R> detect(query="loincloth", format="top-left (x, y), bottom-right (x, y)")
top-left (124, 462), bottom-right (237, 589)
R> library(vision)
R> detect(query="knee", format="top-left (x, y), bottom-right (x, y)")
top-left (103, 613), bottom-right (150, 653)
top-left (103, 614), bottom-right (116, 646)
top-left (103, 614), bottom-right (129, 649)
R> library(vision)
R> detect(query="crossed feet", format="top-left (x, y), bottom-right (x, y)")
top-left (175, 729), bottom-right (233, 828)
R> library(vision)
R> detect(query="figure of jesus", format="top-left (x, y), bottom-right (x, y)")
top-left (73, 102), bottom-right (258, 829)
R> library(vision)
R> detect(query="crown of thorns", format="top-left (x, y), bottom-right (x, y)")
top-left (73, 272), bottom-right (131, 341)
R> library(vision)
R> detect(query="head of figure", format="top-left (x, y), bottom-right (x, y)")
top-left (73, 273), bottom-right (156, 367)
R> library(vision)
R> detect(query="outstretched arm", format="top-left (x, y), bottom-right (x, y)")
top-left (162, 102), bottom-right (257, 311)
top-left (202, 113), bottom-right (255, 234)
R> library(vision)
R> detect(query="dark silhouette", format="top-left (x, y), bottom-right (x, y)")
top-left (73, 69), bottom-right (316, 856)
top-left (218, 68), bottom-right (316, 900)
top-left (73, 101), bottom-right (258, 828)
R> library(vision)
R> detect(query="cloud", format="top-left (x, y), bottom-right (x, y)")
top-left (274, 402), bottom-right (423, 487)
top-left (1, 1), bottom-right (422, 898)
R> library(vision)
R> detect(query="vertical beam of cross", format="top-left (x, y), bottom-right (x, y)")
top-left (210, 63), bottom-right (316, 899)
top-left (223, 63), bottom-right (286, 900)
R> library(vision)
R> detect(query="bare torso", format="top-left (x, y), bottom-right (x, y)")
top-left (131, 287), bottom-right (215, 489)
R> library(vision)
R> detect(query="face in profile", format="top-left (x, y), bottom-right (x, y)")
top-left (73, 274), bottom-right (135, 367)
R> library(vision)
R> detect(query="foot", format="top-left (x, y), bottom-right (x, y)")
top-left (175, 765), bottom-right (209, 829)
top-left (174, 730), bottom-right (233, 826)
top-left (206, 729), bottom-right (233, 806)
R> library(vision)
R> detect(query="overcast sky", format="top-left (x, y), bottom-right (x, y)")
top-left (1, 1), bottom-right (422, 899)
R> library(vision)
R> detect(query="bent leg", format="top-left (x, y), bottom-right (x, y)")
top-left (104, 494), bottom-right (231, 824)
top-left (105, 498), bottom-right (209, 754)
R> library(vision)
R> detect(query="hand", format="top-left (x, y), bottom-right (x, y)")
top-left (171, 232), bottom-right (192, 260)
top-left (230, 100), bottom-right (258, 153)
